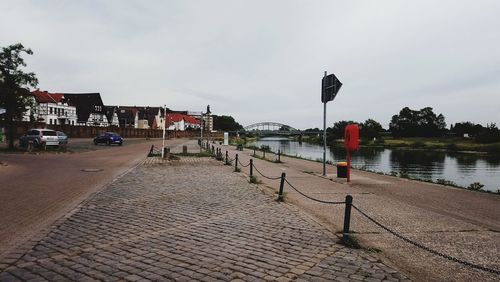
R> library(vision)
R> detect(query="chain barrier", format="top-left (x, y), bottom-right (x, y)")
top-left (352, 205), bottom-right (500, 275)
top-left (252, 165), bottom-right (282, 180)
top-left (284, 178), bottom-right (345, 205)
top-left (217, 149), bottom-right (498, 275)
top-left (237, 158), bottom-right (251, 168)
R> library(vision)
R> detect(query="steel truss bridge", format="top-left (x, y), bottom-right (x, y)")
top-left (240, 122), bottom-right (320, 137)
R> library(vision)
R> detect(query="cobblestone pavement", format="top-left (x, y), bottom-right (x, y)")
top-left (0, 157), bottom-right (409, 281)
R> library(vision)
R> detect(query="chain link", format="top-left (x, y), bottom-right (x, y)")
top-left (284, 179), bottom-right (345, 205)
top-left (352, 205), bottom-right (500, 275)
top-left (237, 158), bottom-right (251, 168)
top-left (252, 165), bottom-right (282, 180)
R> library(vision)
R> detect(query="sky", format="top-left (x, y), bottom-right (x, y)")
top-left (2, 0), bottom-right (499, 129)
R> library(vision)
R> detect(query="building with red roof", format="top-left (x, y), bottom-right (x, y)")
top-left (165, 113), bottom-right (200, 131)
top-left (28, 90), bottom-right (78, 126)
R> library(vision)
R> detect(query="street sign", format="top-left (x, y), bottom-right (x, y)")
top-left (321, 73), bottom-right (342, 103)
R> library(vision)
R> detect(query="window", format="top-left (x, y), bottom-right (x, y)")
top-left (50, 107), bottom-right (53, 114)
top-left (42, 130), bottom-right (57, 136)
top-left (49, 119), bottom-right (52, 124)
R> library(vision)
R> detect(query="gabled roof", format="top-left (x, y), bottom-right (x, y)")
top-left (166, 113), bottom-right (199, 125)
top-left (31, 90), bottom-right (65, 104)
top-left (104, 106), bottom-right (118, 123)
top-left (60, 93), bottom-right (104, 123)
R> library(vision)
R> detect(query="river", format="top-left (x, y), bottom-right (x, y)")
top-left (249, 137), bottom-right (500, 192)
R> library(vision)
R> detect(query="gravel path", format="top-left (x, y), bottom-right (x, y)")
top-left (0, 153), bottom-right (408, 281)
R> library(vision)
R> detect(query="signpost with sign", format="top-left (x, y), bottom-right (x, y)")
top-left (321, 72), bottom-right (343, 176)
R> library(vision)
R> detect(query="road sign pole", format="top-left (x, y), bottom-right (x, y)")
top-left (323, 71), bottom-right (327, 176)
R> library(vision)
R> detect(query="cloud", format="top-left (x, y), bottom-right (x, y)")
top-left (2, 0), bottom-right (499, 129)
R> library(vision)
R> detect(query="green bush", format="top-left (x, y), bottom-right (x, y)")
top-left (467, 182), bottom-right (484, 191)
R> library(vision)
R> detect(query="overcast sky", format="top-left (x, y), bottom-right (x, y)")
top-left (2, 0), bottom-right (499, 129)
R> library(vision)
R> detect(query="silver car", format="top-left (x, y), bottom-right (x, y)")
top-left (56, 131), bottom-right (68, 147)
top-left (19, 129), bottom-right (60, 148)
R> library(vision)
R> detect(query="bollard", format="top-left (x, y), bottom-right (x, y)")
top-left (249, 159), bottom-right (253, 177)
top-left (343, 195), bottom-right (353, 242)
top-left (165, 147), bottom-right (170, 159)
top-left (253, 147), bottom-right (256, 156)
top-left (211, 145), bottom-right (215, 155)
top-left (148, 144), bottom-right (154, 157)
top-left (278, 172), bottom-right (286, 201)
top-left (235, 154), bottom-right (239, 171)
top-left (27, 141), bottom-right (34, 152)
top-left (263, 150), bottom-right (266, 159)
top-left (225, 151), bottom-right (229, 165)
top-left (278, 149), bottom-right (281, 162)
top-left (163, 147), bottom-right (170, 159)
top-left (182, 145), bottom-right (188, 154)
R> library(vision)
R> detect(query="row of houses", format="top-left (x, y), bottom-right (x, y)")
top-left (23, 90), bottom-right (213, 131)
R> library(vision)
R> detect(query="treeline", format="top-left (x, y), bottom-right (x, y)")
top-left (304, 106), bottom-right (500, 144)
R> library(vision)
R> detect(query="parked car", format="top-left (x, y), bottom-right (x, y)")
top-left (93, 132), bottom-right (123, 146)
top-left (56, 131), bottom-right (68, 147)
top-left (19, 129), bottom-right (60, 148)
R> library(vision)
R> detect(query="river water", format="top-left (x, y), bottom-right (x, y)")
top-left (249, 137), bottom-right (500, 192)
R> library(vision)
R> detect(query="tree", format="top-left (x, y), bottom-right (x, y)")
top-left (0, 43), bottom-right (38, 149)
top-left (360, 119), bottom-right (384, 139)
top-left (389, 106), bottom-right (446, 137)
top-left (212, 115), bottom-right (243, 132)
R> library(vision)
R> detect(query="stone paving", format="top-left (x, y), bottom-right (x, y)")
top-left (0, 157), bottom-right (409, 281)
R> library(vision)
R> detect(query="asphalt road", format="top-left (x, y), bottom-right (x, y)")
top-left (0, 138), bottom-right (187, 260)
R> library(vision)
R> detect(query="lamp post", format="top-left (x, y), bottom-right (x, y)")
top-left (200, 111), bottom-right (204, 152)
top-left (206, 105), bottom-right (211, 143)
top-left (161, 105), bottom-right (167, 158)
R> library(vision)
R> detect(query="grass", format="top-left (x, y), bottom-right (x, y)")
top-left (340, 235), bottom-right (361, 249)
top-left (377, 137), bottom-right (500, 153)
top-left (302, 136), bottom-right (500, 153)
top-left (174, 151), bottom-right (213, 158)
top-left (249, 176), bottom-right (261, 184)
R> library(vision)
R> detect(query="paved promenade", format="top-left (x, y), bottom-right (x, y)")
top-left (0, 155), bottom-right (408, 281)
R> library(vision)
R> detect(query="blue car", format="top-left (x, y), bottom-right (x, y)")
top-left (93, 132), bottom-right (123, 146)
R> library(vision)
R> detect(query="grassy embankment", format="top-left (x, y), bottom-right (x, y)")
top-left (302, 136), bottom-right (500, 153)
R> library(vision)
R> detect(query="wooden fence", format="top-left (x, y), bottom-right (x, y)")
top-left (2, 122), bottom-right (222, 139)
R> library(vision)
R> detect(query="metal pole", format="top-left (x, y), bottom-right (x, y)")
top-left (225, 151), bottom-right (228, 165)
top-left (343, 195), bottom-right (353, 242)
top-left (250, 159), bottom-right (253, 177)
top-left (162, 105), bottom-right (166, 158)
top-left (347, 150), bottom-right (351, 182)
top-left (235, 154), bottom-right (238, 171)
top-left (278, 172), bottom-right (286, 201)
top-left (200, 112), bottom-right (203, 152)
top-left (278, 149), bottom-right (281, 162)
top-left (323, 71), bottom-right (327, 176)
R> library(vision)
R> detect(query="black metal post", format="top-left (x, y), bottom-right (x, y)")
top-left (278, 149), bottom-right (281, 162)
top-left (148, 145), bottom-right (154, 157)
top-left (225, 151), bottom-right (228, 165)
top-left (343, 195), bottom-right (353, 241)
top-left (278, 172), bottom-right (286, 201)
top-left (249, 159), bottom-right (253, 177)
top-left (235, 154), bottom-right (239, 171)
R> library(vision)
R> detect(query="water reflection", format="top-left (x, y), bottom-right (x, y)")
top-left (250, 137), bottom-right (500, 192)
